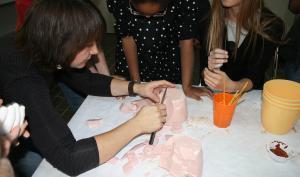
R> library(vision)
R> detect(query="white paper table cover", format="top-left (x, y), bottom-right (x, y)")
top-left (32, 90), bottom-right (300, 177)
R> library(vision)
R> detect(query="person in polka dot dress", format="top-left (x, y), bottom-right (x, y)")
top-left (107, 0), bottom-right (212, 100)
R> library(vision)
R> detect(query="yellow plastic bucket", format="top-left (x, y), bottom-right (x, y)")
top-left (263, 92), bottom-right (300, 108)
top-left (263, 79), bottom-right (300, 103)
top-left (264, 89), bottom-right (300, 104)
top-left (261, 95), bottom-right (300, 135)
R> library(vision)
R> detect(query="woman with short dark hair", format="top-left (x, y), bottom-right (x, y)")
top-left (0, 0), bottom-right (174, 175)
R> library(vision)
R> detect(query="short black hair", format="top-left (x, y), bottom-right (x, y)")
top-left (17, 0), bottom-right (105, 72)
top-left (131, 0), bottom-right (171, 9)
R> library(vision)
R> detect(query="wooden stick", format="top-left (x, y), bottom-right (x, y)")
top-left (229, 89), bottom-right (240, 106)
top-left (229, 81), bottom-right (248, 105)
top-left (223, 79), bottom-right (226, 105)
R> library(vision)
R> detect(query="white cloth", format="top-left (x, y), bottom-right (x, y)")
top-left (33, 90), bottom-right (300, 177)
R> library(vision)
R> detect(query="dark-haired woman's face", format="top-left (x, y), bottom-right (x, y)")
top-left (133, 2), bottom-right (163, 18)
top-left (70, 42), bottom-right (98, 68)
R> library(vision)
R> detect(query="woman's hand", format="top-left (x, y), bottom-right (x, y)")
top-left (1, 121), bottom-right (29, 157)
top-left (131, 104), bottom-right (167, 134)
top-left (10, 121), bottom-right (30, 142)
top-left (204, 68), bottom-right (253, 93)
top-left (208, 48), bottom-right (229, 70)
top-left (95, 104), bottom-right (167, 163)
top-left (0, 99), bottom-right (30, 157)
top-left (183, 85), bottom-right (213, 100)
top-left (134, 80), bottom-right (175, 103)
top-left (203, 68), bottom-right (235, 92)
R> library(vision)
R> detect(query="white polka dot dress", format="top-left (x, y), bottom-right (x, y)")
top-left (107, 0), bottom-right (210, 83)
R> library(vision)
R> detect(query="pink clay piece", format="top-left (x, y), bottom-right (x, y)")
top-left (164, 135), bottom-right (173, 141)
top-left (119, 102), bottom-right (138, 112)
top-left (86, 118), bottom-right (102, 128)
top-left (120, 99), bottom-right (155, 113)
top-left (107, 157), bottom-right (120, 165)
top-left (123, 152), bottom-right (139, 175)
top-left (159, 136), bottom-right (202, 177)
top-left (119, 88), bottom-right (194, 176)
top-left (121, 136), bottom-right (202, 177)
top-left (162, 88), bottom-right (188, 128)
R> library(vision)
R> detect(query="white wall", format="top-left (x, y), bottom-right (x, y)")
top-left (91, 0), bottom-right (115, 33)
top-left (0, 3), bottom-right (17, 36)
top-left (264, 0), bottom-right (294, 30)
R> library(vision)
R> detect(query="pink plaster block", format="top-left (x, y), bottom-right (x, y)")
top-left (119, 102), bottom-right (138, 112)
top-left (164, 135), bottom-right (173, 141)
top-left (159, 136), bottom-right (203, 177)
top-left (120, 99), bottom-right (155, 113)
top-left (86, 118), bottom-right (102, 128)
top-left (107, 157), bottom-right (120, 165)
top-left (121, 136), bottom-right (203, 177)
top-left (162, 88), bottom-right (188, 128)
top-left (123, 152), bottom-right (139, 175)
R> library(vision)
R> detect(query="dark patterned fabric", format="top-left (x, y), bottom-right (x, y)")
top-left (107, 0), bottom-right (210, 83)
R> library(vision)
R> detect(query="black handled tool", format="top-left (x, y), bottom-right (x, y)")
top-left (149, 88), bottom-right (168, 145)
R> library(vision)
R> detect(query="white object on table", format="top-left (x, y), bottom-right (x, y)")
top-left (33, 90), bottom-right (300, 177)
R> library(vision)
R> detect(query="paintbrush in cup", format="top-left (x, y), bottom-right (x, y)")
top-left (223, 78), bottom-right (226, 105)
top-left (229, 81), bottom-right (248, 105)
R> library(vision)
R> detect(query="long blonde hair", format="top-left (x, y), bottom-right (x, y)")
top-left (207, 0), bottom-right (283, 58)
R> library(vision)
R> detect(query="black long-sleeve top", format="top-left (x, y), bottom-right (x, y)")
top-left (0, 34), bottom-right (113, 176)
top-left (198, 9), bottom-right (284, 89)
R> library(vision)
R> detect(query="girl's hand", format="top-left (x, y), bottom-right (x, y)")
top-left (203, 68), bottom-right (235, 92)
top-left (208, 48), bottom-right (229, 70)
top-left (132, 104), bottom-right (167, 134)
top-left (134, 80), bottom-right (175, 103)
top-left (183, 85), bottom-right (213, 100)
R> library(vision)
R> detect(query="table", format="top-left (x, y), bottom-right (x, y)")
top-left (33, 90), bottom-right (300, 177)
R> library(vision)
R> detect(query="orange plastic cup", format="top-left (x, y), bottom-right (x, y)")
top-left (213, 93), bottom-right (238, 128)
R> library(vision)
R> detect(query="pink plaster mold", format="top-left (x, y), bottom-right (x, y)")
top-left (116, 88), bottom-right (198, 176)
top-left (119, 136), bottom-right (203, 177)
top-left (159, 136), bottom-right (203, 177)
top-left (162, 88), bottom-right (188, 130)
top-left (120, 99), bottom-right (155, 113)
top-left (119, 88), bottom-right (188, 131)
